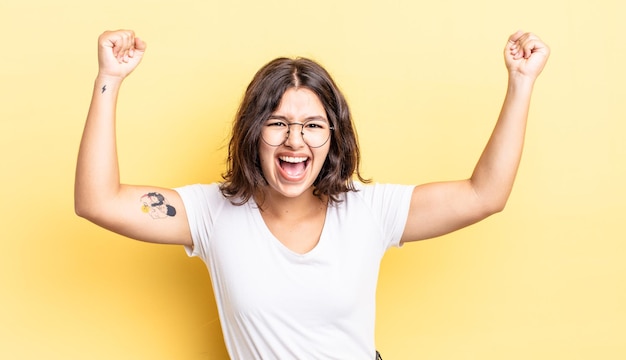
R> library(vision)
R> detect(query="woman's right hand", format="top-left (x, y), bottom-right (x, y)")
top-left (97, 30), bottom-right (146, 80)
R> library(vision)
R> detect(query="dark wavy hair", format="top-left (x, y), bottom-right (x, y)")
top-left (220, 57), bottom-right (369, 205)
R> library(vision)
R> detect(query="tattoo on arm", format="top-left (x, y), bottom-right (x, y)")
top-left (101, 85), bottom-right (107, 94)
top-left (140, 192), bottom-right (177, 219)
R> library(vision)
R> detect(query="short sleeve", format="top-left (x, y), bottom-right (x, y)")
top-left (356, 183), bottom-right (415, 249)
top-left (174, 183), bottom-right (225, 261)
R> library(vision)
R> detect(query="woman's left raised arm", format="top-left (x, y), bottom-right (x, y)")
top-left (401, 31), bottom-right (550, 244)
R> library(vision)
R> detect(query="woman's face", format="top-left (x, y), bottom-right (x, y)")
top-left (258, 87), bottom-right (331, 200)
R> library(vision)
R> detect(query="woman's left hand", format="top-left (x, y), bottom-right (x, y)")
top-left (505, 31), bottom-right (550, 80)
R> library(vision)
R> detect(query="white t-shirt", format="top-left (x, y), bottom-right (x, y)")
top-left (176, 182), bottom-right (414, 360)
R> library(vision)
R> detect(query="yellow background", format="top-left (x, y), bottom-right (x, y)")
top-left (1, 0), bottom-right (625, 359)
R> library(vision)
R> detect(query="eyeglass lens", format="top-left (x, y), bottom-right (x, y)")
top-left (262, 121), bottom-right (332, 148)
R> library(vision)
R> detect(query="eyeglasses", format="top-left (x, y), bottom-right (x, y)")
top-left (261, 118), bottom-right (334, 148)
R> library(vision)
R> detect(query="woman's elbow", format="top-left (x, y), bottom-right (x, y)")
top-left (482, 197), bottom-right (507, 217)
top-left (74, 193), bottom-right (98, 221)
top-left (74, 199), bottom-right (91, 219)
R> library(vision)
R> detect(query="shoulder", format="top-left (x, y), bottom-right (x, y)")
top-left (346, 182), bottom-right (415, 203)
top-left (336, 182), bottom-right (415, 215)
top-left (174, 183), bottom-right (232, 211)
top-left (175, 183), bottom-right (222, 200)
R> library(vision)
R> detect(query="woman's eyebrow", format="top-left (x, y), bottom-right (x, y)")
top-left (267, 115), bottom-right (288, 120)
top-left (267, 115), bottom-right (329, 122)
top-left (304, 115), bottom-right (329, 122)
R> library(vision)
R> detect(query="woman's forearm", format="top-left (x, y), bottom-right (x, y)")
top-left (74, 76), bottom-right (124, 218)
top-left (470, 74), bottom-right (535, 213)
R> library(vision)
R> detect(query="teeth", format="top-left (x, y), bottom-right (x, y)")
top-left (279, 156), bottom-right (308, 163)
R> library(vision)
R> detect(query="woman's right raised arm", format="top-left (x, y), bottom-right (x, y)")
top-left (75, 30), bottom-right (192, 246)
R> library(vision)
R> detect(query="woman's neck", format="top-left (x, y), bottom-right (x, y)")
top-left (257, 186), bottom-right (328, 221)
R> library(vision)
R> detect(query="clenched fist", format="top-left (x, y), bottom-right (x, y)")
top-left (504, 31), bottom-right (550, 80)
top-left (97, 30), bottom-right (147, 80)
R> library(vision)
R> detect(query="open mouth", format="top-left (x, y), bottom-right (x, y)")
top-left (278, 156), bottom-right (309, 177)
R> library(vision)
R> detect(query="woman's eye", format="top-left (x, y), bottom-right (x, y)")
top-left (267, 121), bottom-right (287, 127)
top-left (305, 122), bottom-right (324, 129)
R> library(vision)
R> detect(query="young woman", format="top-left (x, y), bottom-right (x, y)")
top-left (75, 29), bottom-right (549, 359)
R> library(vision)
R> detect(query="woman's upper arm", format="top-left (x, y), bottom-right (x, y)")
top-left (400, 180), bottom-right (497, 244)
top-left (75, 184), bottom-right (192, 246)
